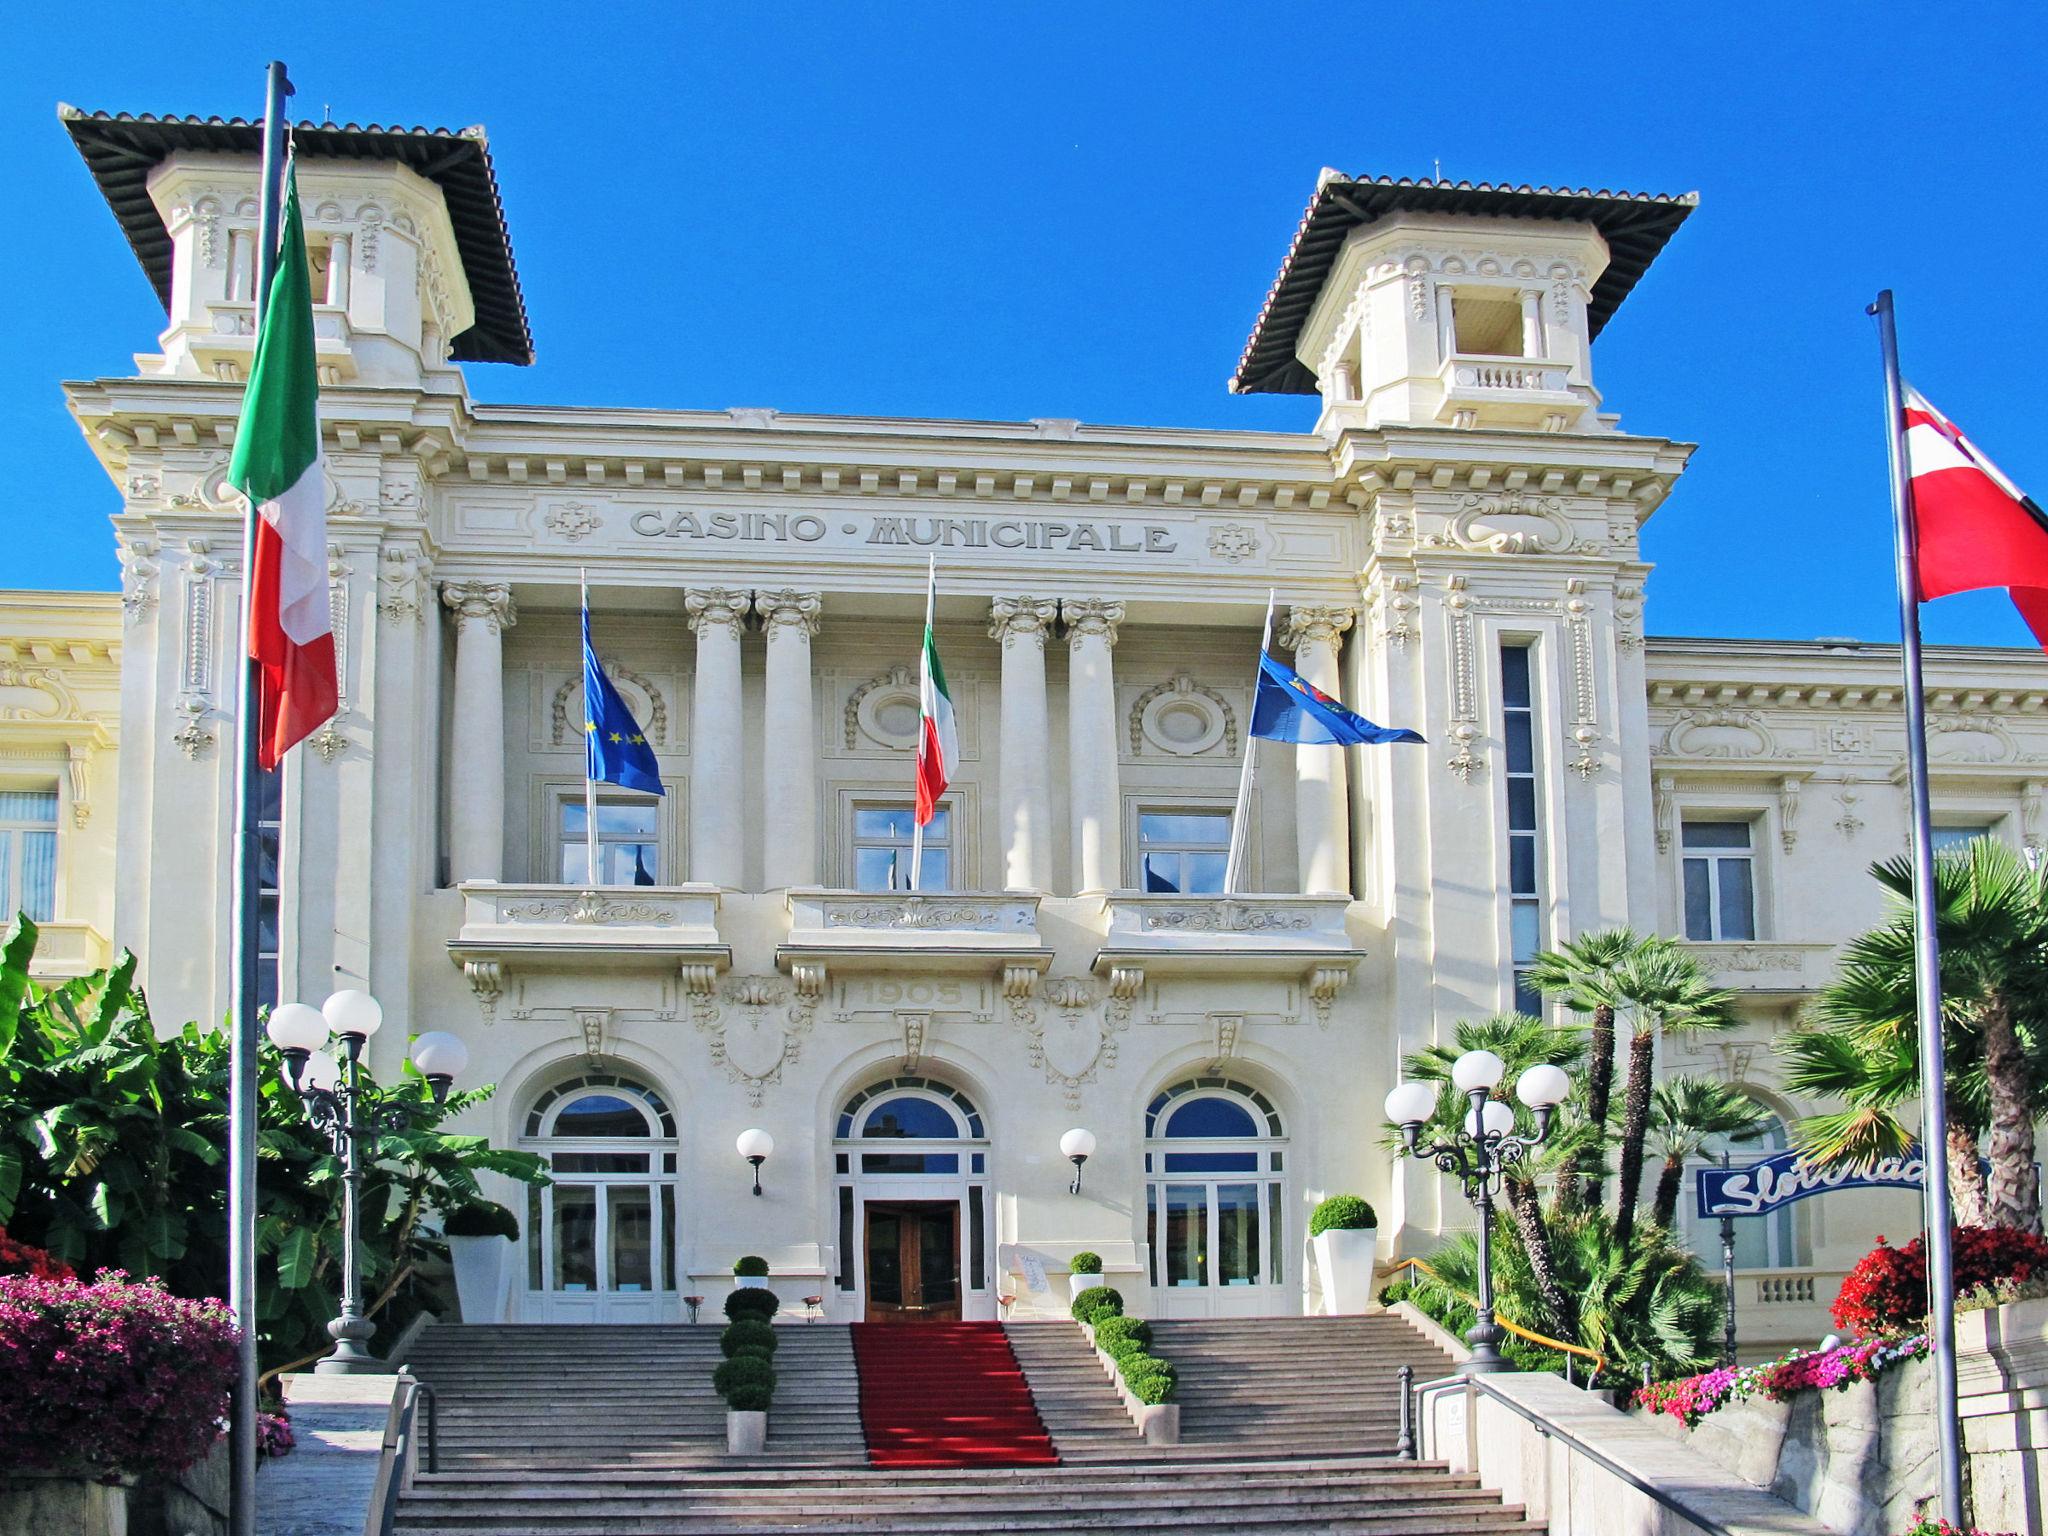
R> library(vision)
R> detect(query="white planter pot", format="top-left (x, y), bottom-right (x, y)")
top-left (734, 1274), bottom-right (770, 1290)
top-left (447, 1234), bottom-right (511, 1325)
top-left (726, 1409), bottom-right (767, 1455)
top-left (1069, 1272), bottom-right (1103, 1302)
top-left (1313, 1226), bottom-right (1378, 1315)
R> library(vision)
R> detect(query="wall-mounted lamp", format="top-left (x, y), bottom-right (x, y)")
top-left (1060, 1127), bottom-right (1096, 1195)
top-left (737, 1128), bottom-right (774, 1196)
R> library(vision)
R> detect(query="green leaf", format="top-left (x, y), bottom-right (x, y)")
top-left (274, 1225), bottom-right (319, 1289)
top-left (0, 914), bottom-right (39, 1058)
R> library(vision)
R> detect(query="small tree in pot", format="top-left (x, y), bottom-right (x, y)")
top-left (442, 1202), bottom-right (520, 1326)
top-left (1310, 1195), bottom-right (1378, 1315)
top-left (1068, 1250), bottom-right (1103, 1302)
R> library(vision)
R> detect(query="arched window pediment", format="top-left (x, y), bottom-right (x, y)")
top-left (1145, 1077), bottom-right (1283, 1140)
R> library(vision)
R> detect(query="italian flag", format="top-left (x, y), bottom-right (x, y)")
top-left (227, 155), bottom-right (337, 769)
top-left (915, 560), bottom-right (955, 826)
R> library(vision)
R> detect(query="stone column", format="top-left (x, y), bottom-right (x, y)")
top-left (1063, 598), bottom-right (1125, 894)
top-left (990, 596), bottom-right (1058, 891)
top-left (757, 589), bottom-right (822, 888)
top-left (686, 587), bottom-right (750, 888)
top-left (441, 581), bottom-right (516, 884)
top-left (1521, 289), bottom-right (1545, 358)
top-left (1284, 605), bottom-right (1356, 896)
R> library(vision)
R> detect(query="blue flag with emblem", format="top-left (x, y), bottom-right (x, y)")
top-left (1249, 651), bottom-right (1424, 746)
top-left (584, 603), bottom-right (664, 795)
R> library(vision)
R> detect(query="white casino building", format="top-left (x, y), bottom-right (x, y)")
top-left (26, 106), bottom-right (2037, 1346)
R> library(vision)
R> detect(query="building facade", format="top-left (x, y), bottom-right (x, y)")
top-left (38, 110), bottom-right (2038, 1347)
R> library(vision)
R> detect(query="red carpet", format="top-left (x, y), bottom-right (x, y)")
top-left (851, 1323), bottom-right (1058, 1468)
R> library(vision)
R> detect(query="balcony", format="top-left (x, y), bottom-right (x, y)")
top-left (29, 919), bottom-right (112, 982)
top-left (1678, 941), bottom-right (1837, 997)
top-left (777, 889), bottom-right (1052, 987)
top-left (1091, 893), bottom-right (1362, 1003)
top-left (1719, 1268), bottom-right (1849, 1352)
top-left (1435, 352), bottom-right (1581, 429)
top-left (448, 883), bottom-right (730, 1014)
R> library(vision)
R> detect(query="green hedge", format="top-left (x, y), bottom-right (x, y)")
top-left (721, 1319), bottom-right (778, 1359)
top-left (1092, 1314), bottom-right (1150, 1357)
top-left (733, 1254), bottom-right (770, 1277)
top-left (1118, 1353), bottom-right (1177, 1405)
top-left (724, 1287), bottom-right (780, 1322)
top-left (1309, 1194), bottom-right (1377, 1237)
top-left (1069, 1250), bottom-right (1103, 1275)
top-left (714, 1351), bottom-right (775, 1413)
top-left (1071, 1285), bottom-right (1124, 1324)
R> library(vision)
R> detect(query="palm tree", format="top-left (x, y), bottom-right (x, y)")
top-left (1398, 1014), bottom-right (1585, 1333)
top-left (1529, 928), bottom-right (1644, 1212)
top-left (1648, 1077), bottom-right (1769, 1231)
top-left (1609, 940), bottom-right (1737, 1256)
top-left (1784, 839), bottom-right (2048, 1232)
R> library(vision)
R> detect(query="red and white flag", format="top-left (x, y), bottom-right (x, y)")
top-left (1905, 385), bottom-right (2048, 647)
top-left (227, 155), bottom-right (337, 767)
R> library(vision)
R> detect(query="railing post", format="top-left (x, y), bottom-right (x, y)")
top-left (1395, 1365), bottom-right (1415, 1460)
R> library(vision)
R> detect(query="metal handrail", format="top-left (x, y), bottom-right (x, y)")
top-left (1413, 1374), bottom-right (1737, 1536)
top-left (1386, 1256), bottom-right (1610, 1377)
top-left (414, 1381), bottom-right (439, 1474)
top-left (364, 1376), bottom-right (418, 1536)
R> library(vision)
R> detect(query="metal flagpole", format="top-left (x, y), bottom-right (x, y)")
top-left (581, 569), bottom-right (599, 887)
top-left (909, 557), bottom-right (934, 892)
top-left (1221, 591), bottom-right (1276, 894)
top-left (227, 57), bottom-right (293, 1536)
top-left (1869, 287), bottom-right (1964, 1527)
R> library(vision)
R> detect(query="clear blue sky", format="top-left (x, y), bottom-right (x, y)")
top-left (9, 2), bottom-right (2043, 648)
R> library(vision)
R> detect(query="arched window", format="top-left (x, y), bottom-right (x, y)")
top-left (1144, 1078), bottom-right (1287, 1308)
top-left (1682, 1098), bottom-right (1809, 1271)
top-left (520, 1073), bottom-right (678, 1320)
top-left (833, 1076), bottom-right (992, 1317)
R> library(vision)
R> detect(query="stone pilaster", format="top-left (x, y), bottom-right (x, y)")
top-left (686, 587), bottom-right (751, 888)
top-left (441, 581), bottom-right (516, 884)
top-left (989, 596), bottom-right (1059, 892)
top-left (1062, 597), bottom-right (1124, 894)
top-left (757, 589), bottom-right (822, 888)
top-left (1284, 604), bottom-right (1356, 895)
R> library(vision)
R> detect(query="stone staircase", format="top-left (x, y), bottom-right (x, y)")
top-left (1146, 1313), bottom-right (1457, 1453)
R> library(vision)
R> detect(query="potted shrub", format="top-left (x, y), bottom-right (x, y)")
top-left (1310, 1195), bottom-right (1378, 1315)
top-left (443, 1202), bottom-right (519, 1325)
top-left (733, 1255), bottom-right (771, 1290)
top-left (1068, 1250), bottom-right (1104, 1302)
top-left (715, 1288), bottom-right (779, 1453)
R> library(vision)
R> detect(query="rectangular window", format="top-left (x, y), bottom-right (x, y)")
top-left (560, 796), bottom-right (660, 886)
top-left (1682, 821), bottom-right (1756, 941)
top-left (1138, 810), bottom-right (1231, 894)
top-left (854, 804), bottom-right (949, 891)
top-left (968, 1187), bottom-right (987, 1292)
top-left (0, 789), bottom-right (58, 924)
top-left (1501, 645), bottom-right (1543, 1015)
top-left (1931, 824), bottom-right (1993, 852)
top-left (1164, 1184), bottom-right (1208, 1288)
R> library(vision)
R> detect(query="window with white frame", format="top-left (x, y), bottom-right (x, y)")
top-left (0, 789), bottom-right (58, 924)
top-left (1931, 824), bottom-right (1994, 853)
top-left (853, 804), bottom-right (949, 892)
top-left (1501, 643), bottom-right (1544, 1015)
top-left (1681, 820), bottom-right (1756, 941)
top-left (558, 795), bottom-right (660, 886)
top-left (1137, 809), bottom-right (1230, 894)
top-left (1144, 1079), bottom-right (1288, 1292)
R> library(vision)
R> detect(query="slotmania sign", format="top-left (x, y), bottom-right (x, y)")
top-left (1696, 1147), bottom-right (1924, 1219)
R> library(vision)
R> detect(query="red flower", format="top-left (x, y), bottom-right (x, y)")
top-left (1833, 1226), bottom-right (2048, 1333)
top-left (0, 1229), bottom-right (75, 1283)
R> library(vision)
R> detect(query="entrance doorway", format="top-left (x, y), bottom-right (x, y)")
top-left (864, 1201), bottom-right (961, 1321)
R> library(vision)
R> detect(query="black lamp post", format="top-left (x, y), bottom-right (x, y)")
top-left (1385, 1052), bottom-right (1569, 1374)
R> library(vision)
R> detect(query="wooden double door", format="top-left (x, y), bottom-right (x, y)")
top-left (864, 1200), bottom-right (961, 1322)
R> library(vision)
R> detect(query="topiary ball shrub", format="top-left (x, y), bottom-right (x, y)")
top-left (721, 1319), bottom-right (778, 1359)
top-left (1070, 1251), bottom-right (1103, 1275)
top-left (1091, 1314), bottom-right (1151, 1357)
top-left (441, 1202), bottom-right (520, 1240)
top-left (724, 1287), bottom-right (780, 1323)
top-left (1309, 1195), bottom-right (1378, 1237)
top-left (1119, 1353), bottom-right (1177, 1404)
top-left (725, 1379), bottom-right (773, 1412)
top-left (713, 1353), bottom-right (775, 1406)
top-left (733, 1255), bottom-right (770, 1277)
top-left (1071, 1285), bottom-right (1124, 1324)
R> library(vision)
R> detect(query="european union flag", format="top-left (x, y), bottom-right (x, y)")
top-left (1249, 652), bottom-right (1424, 747)
top-left (584, 605), bottom-right (664, 796)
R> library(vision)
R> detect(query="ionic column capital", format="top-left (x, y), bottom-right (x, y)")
top-left (1061, 597), bottom-right (1125, 647)
top-left (441, 580), bottom-right (516, 633)
top-left (989, 595), bottom-right (1058, 647)
top-left (755, 588), bottom-right (822, 638)
top-left (1283, 604), bottom-right (1356, 653)
top-left (685, 586), bottom-right (751, 639)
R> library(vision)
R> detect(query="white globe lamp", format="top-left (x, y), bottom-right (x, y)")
top-left (1061, 1127), bottom-right (1097, 1194)
top-left (737, 1128), bottom-right (774, 1195)
top-left (1450, 1049), bottom-right (1506, 1095)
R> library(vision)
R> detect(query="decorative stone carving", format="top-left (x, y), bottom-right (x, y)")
top-left (1662, 708), bottom-right (1773, 760)
top-left (442, 580), bottom-right (516, 634)
top-left (696, 974), bottom-right (820, 1106)
top-left (543, 500), bottom-right (603, 542)
top-left (988, 595), bottom-right (1057, 647)
top-left (1004, 973), bottom-right (1133, 1111)
top-left (463, 960), bottom-right (503, 1023)
top-left (1129, 674), bottom-right (1235, 758)
top-left (378, 549), bottom-right (433, 622)
top-left (1926, 715), bottom-right (2015, 764)
top-left (1281, 605), bottom-right (1355, 653)
top-left (1424, 493), bottom-right (1577, 556)
top-left (1778, 776), bottom-right (1803, 853)
top-left (1444, 577), bottom-right (1481, 782)
top-left (1206, 524), bottom-right (1259, 563)
top-left (898, 1010), bottom-right (928, 1073)
top-left (308, 718), bottom-right (348, 763)
top-left (684, 587), bottom-right (749, 640)
top-left (1835, 785), bottom-right (1865, 840)
top-left (1306, 965), bottom-right (1351, 1030)
top-left (1139, 901), bottom-right (1314, 934)
top-left (1060, 597), bottom-right (1124, 644)
top-left (119, 540), bottom-right (160, 625)
top-left (823, 900), bottom-right (1012, 931)
top-left (1210, 1011), bottom-right (1244, 1066)
top-left (845, 663), bottom-right (921, 750)
top-left (573, 1006), bottom-right (612, 1064)
top-left (2024, 783), bottom-right (2044, 860)
top-left (1564, 580), bottom-right (1601, 778)
top-left (1655, 775), bottom-right (1677, 853)
top-left (550, 664), bottom-right (667, 747)
top-left (498, 891), bottom-right (677, 925)
top-left (171, 697), bottom-right (214, 761)
top-left (1372, 574), bottom-right (1419, 649)
top-left (66, 746), bottom-right (91, 829)
top-left (755, 589), bottom-right (822, 637)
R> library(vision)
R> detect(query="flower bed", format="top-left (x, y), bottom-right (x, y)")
top-left (0, 1227), bottom-right (74, 1282)
top-left (0, 1269), bottom-right (239, 1477)
top-left (1635, 1333), bottom-right (1929, 1428)
top-left (1834, 1227), bottom-right (2048, 1334)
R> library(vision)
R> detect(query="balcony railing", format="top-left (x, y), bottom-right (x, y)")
top-left (1092, 893), bottom-right (1362, 1009)
top-left (1435, 352), bottom-right (1580, 428)
top-left (447, 883), bottom-right (730, 1019)
top-left (1678, 941), bottom-right (1837, 996)
top-left (28, 919), bottom-right (111, 982)
top-left (777, 888), bottom-right (1052, 984)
